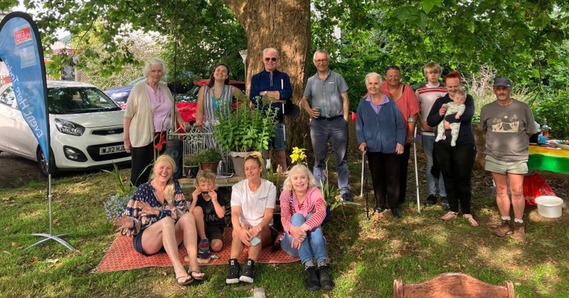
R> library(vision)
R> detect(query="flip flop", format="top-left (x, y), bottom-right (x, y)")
top-left (175, 275), bottom-right (193, 286)
top-left (189, 270), bottom-right (206, 281)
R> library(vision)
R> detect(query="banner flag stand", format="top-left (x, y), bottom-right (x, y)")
top-left (0, 12), bottom-right (75, 251)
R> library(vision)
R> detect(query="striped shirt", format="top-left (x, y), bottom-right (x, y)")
top-left (416, 84), bottom-right (447, 136)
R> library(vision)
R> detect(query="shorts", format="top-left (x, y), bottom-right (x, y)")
top-left (272, 122), bottom-right (286, 150)
top-left (485, 155), bottom-right (528, 175)
top-left (205, 225), bottom-right (225, 241)
top-left (132, 229), bottom-right (162, 256)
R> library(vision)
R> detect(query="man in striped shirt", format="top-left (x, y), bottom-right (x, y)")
top-left (415, 62), bottom-right (448, 209)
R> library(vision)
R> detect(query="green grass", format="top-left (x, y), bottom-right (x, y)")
top-left (1, 154), bottom-right (568, 297)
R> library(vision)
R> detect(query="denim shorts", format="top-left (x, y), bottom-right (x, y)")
top-left (485, 155), bottom-right (528, 175)
top-left (132, 229), bottom-right (166, 256)
top-left (272, 122), bottom-right (286, 150)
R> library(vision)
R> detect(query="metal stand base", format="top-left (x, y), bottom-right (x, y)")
top-left (25, 233), bottom-right (75, 251)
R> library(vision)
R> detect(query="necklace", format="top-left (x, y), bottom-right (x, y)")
top-left (210, 84), bottom-right (225, 110)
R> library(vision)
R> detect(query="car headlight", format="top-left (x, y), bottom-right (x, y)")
top-left (55, 118), bottom-right (85, 136)
top-left (110, 92), bottom-right (128, 100)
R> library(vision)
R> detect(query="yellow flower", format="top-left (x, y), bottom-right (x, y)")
top-left (290, 147), bottom-right (307, 165)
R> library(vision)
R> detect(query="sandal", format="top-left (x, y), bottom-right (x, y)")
top-left (441, 211), bottom-right (458, 221)
top-left (175, 275), bottom-right (193, 286)
top-left (463, 214), bottom-right (479, 227)
top-left (189, 270), bottom-right (206, 281)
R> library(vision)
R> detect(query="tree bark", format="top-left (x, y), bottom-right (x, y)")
top-left (223, 0), bottom-right (311, 150)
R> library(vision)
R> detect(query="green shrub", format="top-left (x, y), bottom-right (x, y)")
top-left (533, 90), bottom-right (569, 139)
top-left (213, 95), bottom-right (278, 152)
top-left (197, 148), bottom-right (222, 163)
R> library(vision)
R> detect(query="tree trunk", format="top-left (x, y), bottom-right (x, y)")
top-left (223, 0), bottom-right (311, 150)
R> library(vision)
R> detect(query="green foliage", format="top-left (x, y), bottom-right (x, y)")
top-left (26, 0), bottom-right (246, 88)
top-left (197, 148), bottom-right (222, 163)
top-left (0, 0), bottom-right (18, 10)
top-left (101, 164), bottom-right (135, 198)
top-left (183, 154), bottom-right (199, 166)
top-left (533, 90), bottom-right (569, 139)
top-left (311, 0), bottom-right (569, 111)
top-left (213, 95), bottom-right (278, 152)
top-left (101, 164), bottom-right (136, 220)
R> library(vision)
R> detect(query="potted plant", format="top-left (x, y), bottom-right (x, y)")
top-left (183, 154), bottom-right (200, 178)
top-left (197, 148), bottom-right (222, 174)
top-left (213, 95), bottom-right (278, 176)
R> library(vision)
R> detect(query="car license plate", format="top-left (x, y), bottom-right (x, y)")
top-left (99, 145), bottom-right (125, 155)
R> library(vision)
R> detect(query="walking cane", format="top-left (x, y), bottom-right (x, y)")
top-left (363, 150), bottom-right (370, 220)
top-left (360, 150), bottom-right (365, 198)
top-left (413, 126), bottom-right (421, 213)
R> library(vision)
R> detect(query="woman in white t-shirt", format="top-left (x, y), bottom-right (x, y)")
top-left (226, 152), bottom-right (276, 285)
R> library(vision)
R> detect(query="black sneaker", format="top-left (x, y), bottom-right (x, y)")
top-left (341, 193), bottom-right (353, 202)
top-left (226, 259), bottom-right (240, 284)
top-left (391, 208), bottom-right (402, 218)
top-left (424, 194), bottom-right (437, 206)
top-left (374, 206), bottom-right (385, 213)
top-left (239, 259), bottom-right (255, 283)
top-left (318, 266), bottom-right (334, 290)
top-left (440, 197), bottom-right (450, 210)
top-left (197, 239), bottom-right (211, 263)
top-left (305, 266), bottom-right (320, 291)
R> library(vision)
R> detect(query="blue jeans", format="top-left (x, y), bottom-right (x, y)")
top-left (281, 213), bottom-right (327, 264)
top-left (422, 135), bottom-right (446, 197)
top-left (310, 117), bottom-right (349, 195)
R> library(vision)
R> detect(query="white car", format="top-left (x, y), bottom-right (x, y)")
top-left (0, 81), bottom-right (130, 176)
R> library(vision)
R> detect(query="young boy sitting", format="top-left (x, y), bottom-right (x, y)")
top-left (190, 169), bottom-right (226, 263)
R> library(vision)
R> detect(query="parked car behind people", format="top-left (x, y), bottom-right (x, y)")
top-left (0, 80), bottom-right (130, 176)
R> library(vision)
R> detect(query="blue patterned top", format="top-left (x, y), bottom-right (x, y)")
top-left (122, 180), bottom-right (188, 235)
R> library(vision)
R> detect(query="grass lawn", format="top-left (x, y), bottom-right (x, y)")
top-left (1, 150), bottom-right (568, 297)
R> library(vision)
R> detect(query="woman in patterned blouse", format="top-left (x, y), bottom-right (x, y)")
top-left (114, 154), bottom-right (205, 286)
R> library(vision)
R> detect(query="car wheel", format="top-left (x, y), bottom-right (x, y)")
top-left (37, 148), bottom-right (58, 176)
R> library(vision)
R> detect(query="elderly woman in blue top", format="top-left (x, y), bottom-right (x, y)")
top-left (250, 47), bottom-right (293, 172)
top-left (356, 72), bottom-right (405, 218)
top-left (113, 154), bottom-right (205, 286)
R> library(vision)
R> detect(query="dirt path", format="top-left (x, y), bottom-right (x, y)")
top-left (0, 152), bottom-right (44, 189)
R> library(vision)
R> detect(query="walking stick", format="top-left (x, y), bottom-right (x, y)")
top-left (363, 150), bottom-right (370, 220)
top-left (360, 150), bottom-right (365, 198)
top-left (413, 126), bottom-right (421, 213)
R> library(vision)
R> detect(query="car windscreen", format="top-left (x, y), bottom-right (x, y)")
top-left (48, 87), bottom-right (121, 114)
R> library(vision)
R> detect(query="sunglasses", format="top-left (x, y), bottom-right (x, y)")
top-left (264, 57), bottom-right (278, 62)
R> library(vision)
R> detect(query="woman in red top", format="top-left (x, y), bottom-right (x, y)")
top-left (382, 65), bottom-right (420, 205)
top-left (280, 164), bottom-right (333, 291)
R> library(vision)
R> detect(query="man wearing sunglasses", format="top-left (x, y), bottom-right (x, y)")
top-left (250, 47), bottom-right (293, 173)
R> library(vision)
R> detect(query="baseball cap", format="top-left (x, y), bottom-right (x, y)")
top-left (493, 78), bottom-right (512, 87)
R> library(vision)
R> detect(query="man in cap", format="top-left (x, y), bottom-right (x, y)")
top-left (480, 78), bottom-right (539, 241)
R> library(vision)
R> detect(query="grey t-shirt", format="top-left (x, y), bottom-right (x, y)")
top-left (303, 70), bottom-right (348, 118)
top-left (480, 99), bottom-right (539, 162)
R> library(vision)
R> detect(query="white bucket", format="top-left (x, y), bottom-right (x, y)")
top-left (535, 196), bottom-right (563, 218)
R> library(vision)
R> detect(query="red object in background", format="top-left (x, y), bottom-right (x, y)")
top-left (175, 79), bottom-right (244, 123)
top-left (176, 102), bottom-right (196, 123)
top-left (351, 111), bottom-right (356, 123)
top-left (523, 173), bottom-right (556, 206)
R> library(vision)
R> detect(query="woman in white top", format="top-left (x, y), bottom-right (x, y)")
top-left (226, 152), bottom-right (276, 285)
